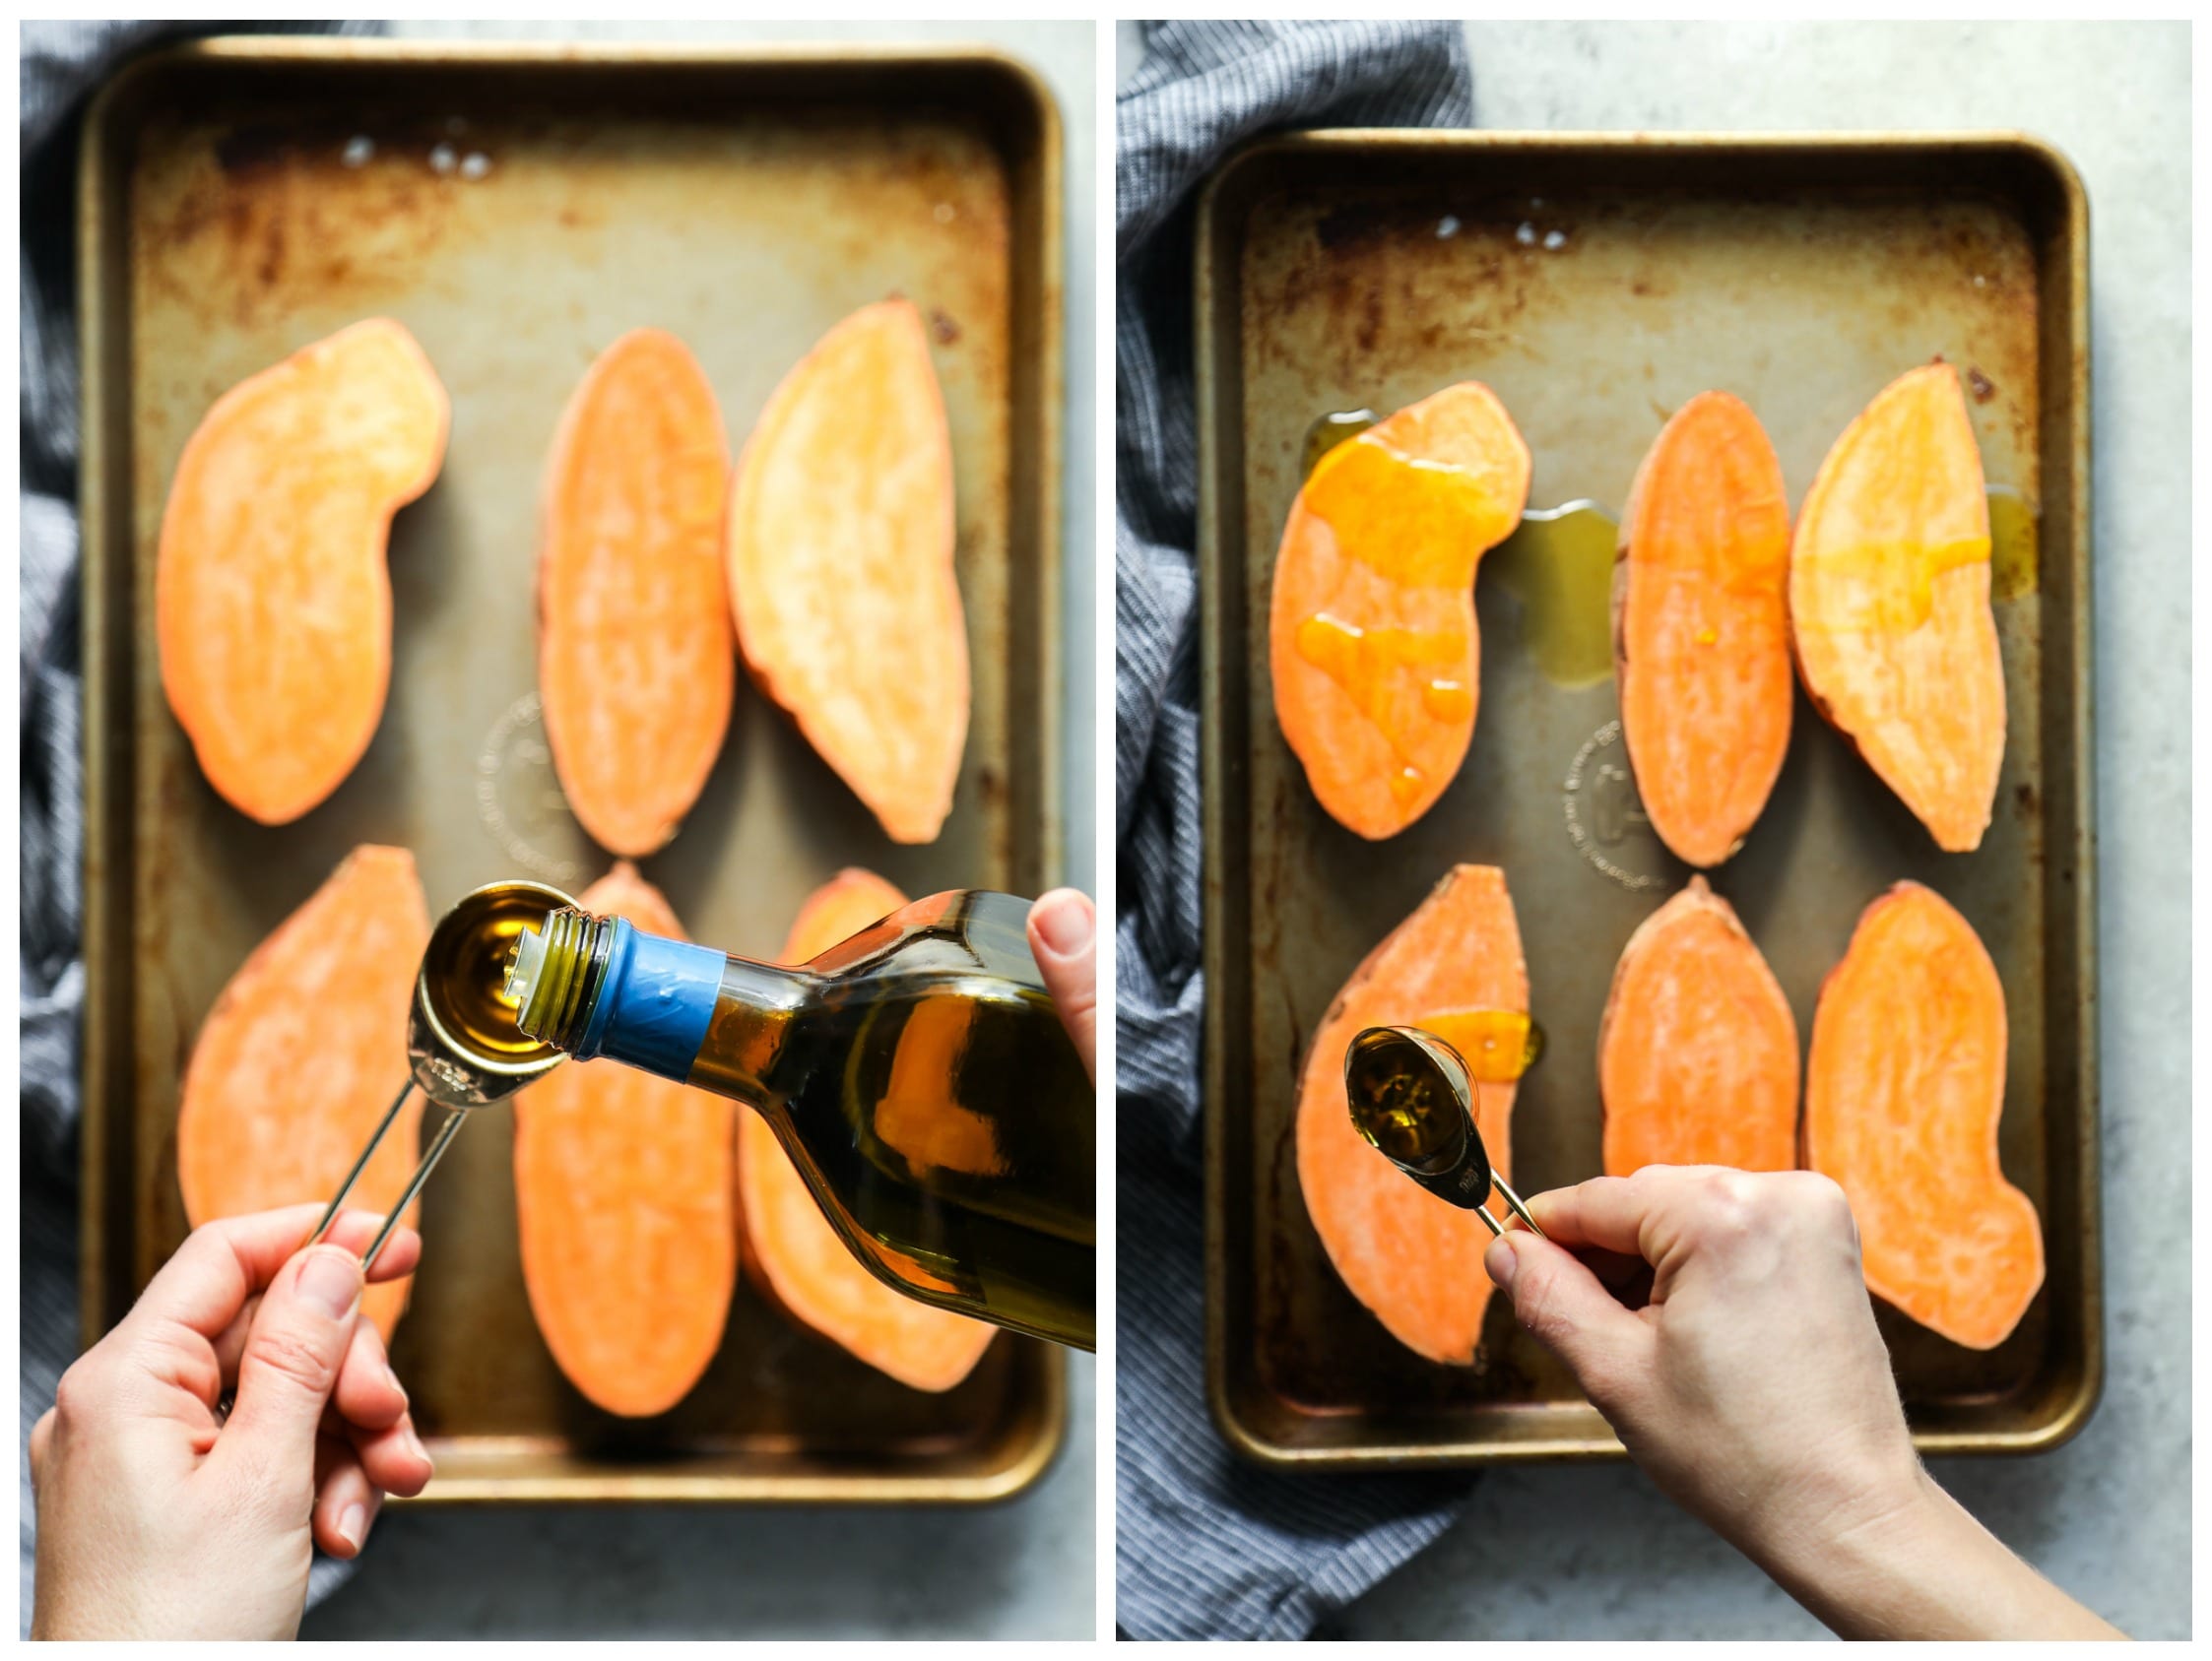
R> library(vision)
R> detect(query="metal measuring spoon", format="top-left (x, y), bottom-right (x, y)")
top-left (1343, 1024), bottom-right (1546, 1239)
top-left (309, 880), bottom-right (575, 1268)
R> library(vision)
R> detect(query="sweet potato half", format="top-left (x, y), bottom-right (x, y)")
top-left (727, 299), bottom-right (968, 845)
top-left (1616, 392), bottom-right (1793, 867)
top-left (1791, 363), bottom-right (2005, 852)
top-left (1295, 864), bottom-right (1529, 1364)
top-left (157, 319), bottom-right (448, 825)
top-left (1804, 882), bottom-right (2041, 1350)
top-left (539, 329), bottom-right (735, 857)
top-left (1269, 384), bottom-right (1531, 840)
top-left (1599, 876), bottom-right (1798, 1177)
top-left (738, 868), bottom-right (998, 1392)
top-left (176, 845), bottom-right (430, 1342)
top-left (513, 863), bottom-right (737, 1417)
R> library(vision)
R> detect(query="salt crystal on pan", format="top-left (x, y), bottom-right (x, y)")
top-left (461, 153), bottom-right (490, 181)
top-left (1437, 215), bottom-right (1461, 239)
top-left (1516, 222), bottom-right (1536, 245)
top-left (1543, 229), bottom-right (1567, 250)
top-left (429, 143), bottom-right (457, 175)
top-left (342, 136), bottom-right (373, 167)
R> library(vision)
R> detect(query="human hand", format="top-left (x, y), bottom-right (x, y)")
top-left (1482, 1167), bottom-right (1919, 1567)
top-left (30, 1205), bottom-right (435, 1640)
top-left (1028, 887), bottom-right (1097, 1083)
top-left (1483, 1167), bottom-right (2119, 1639)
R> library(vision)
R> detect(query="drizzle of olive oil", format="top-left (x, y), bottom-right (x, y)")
top-left (1293, 613), bottom-right (1474, 726)
top-left (1301, 408), bottom-right (1379, 479)
top-left (1789, 484), bottom-right (2037, 631)
top-left (1422, 1009), bottom-right (1544, 1083)
top-left (1286, 418), bottom-right (1501, 814)
top-left (1793, 535), bottom-right (1989, 632)
top-left (1985, 484), bottom-right (2039, 603)
top-left (1485, 502), bottom-right (1619, 688)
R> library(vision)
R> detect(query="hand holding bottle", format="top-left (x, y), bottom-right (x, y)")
top-left (1483, 1166), bottom-right (2118, 1639)
top-left (29, 1206), bottom-right (433, 1640)
top-left (1027, 887), bottom-right (1097, 1083)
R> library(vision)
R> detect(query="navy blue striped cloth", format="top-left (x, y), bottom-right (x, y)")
top-left (1114, 21), bottom-right (1478, 1641)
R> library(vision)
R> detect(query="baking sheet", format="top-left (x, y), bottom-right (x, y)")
top-left (81, 38), bottom-right (1066, 1502)
top-left (1197, 132), bottom-right (2096, 1466)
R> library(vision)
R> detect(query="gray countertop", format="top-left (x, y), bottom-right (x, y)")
top-left (1325, 21), bottom-right (2188, 1641)
top-left (301, 20), bottom-right (1096, 1641)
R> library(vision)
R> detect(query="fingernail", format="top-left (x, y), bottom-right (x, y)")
top-left (1030, 890), bottom-right (1092, 957)
top-left (1483, 1234), bottom-right (1518, 1293)
top-left (384, 1361), bottom-right (408, 1408)
top-left (296, 1250), bottom-right (362, 1320)
top-left (405, 1425), bottom-right (431, 1466)
top-left (337, 1501), bottom-right (366, 1553)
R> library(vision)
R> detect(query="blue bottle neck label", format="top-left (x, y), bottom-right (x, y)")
top-left (573, 919), bottom-right (723, 1082)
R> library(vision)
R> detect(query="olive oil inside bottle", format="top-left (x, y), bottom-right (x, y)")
top-left (518, 889), bottom-right (1094, 1350)
top-left (695, 893), bottom-right (1092, 1348)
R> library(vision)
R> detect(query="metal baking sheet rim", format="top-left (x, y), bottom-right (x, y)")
top-left (1196, 129), bottom-right (2099, 1469)
top-left (76, 35), bottom-right (1068, 1506)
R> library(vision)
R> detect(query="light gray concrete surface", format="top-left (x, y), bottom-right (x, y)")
top-left (1114, 20), bottom-right (2187, 1641)
top-left (299, 21), bottom-right (1097, 1641)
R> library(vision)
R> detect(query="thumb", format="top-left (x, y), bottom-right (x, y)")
top-left (1485, 1232), bottom-right (1652, 1416)
top-left (217, 1246), bottom-right (363, 1480)
top-left (1027, 889), bottom-right (1096, 1083)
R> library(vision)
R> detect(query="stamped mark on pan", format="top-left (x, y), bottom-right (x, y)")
top-left (1562, 720), bottom-right (1671, 892)
top-left (476, 693), bottom-right (588, 886)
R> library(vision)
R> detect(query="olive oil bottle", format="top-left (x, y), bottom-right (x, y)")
top-left (505, 888), bottom-right (1094, 1351)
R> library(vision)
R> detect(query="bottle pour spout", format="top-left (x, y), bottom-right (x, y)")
top-left (505, 921), bottom-right (550, 1011)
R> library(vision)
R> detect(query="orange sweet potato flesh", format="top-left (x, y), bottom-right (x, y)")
top-left (540, 329), bottom-right (734, 857)
top-left (513, 863), bottom-right (737, 1416)
top-left (738, 868), bottom-right (998, 1392)
top-left (176, 845), bottom-right (429, 1343)
top-left (1805, 882), bottom-right (2041, 1350)
top-left (727, 300), bottom-right (967, 844)
top-left (1599, 876), bottom-right (1799, 1176)
top-left (1296, 865), bottom-right (1529, 1363)
top-left (1791, 363), bottom-right (2004, 852)
top-left (1616, 391), bottom-right (1793, 867)
top-left (1270, 384), bottom-right (1531, 840)
top-left (158, 319), bottom-right (448, 825)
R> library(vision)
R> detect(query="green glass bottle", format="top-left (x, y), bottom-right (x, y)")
top-left (506, 888), bottom-right (1093, 1350)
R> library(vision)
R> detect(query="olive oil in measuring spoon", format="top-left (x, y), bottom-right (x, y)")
top-left (1343, 1024), bottom-right (1545, 1236)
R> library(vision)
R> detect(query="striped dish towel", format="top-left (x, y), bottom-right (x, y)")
top-left (1114, 20), bottom-right (1478, 1642)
